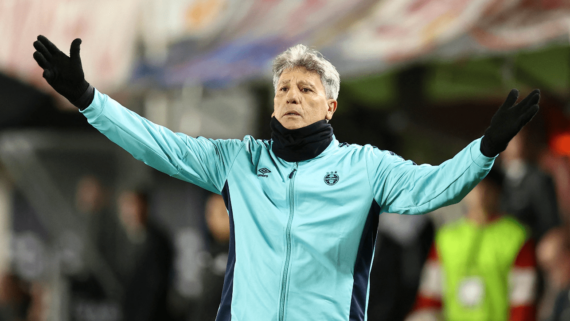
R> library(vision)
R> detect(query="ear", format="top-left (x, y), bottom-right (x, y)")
top-left (325, 99), bottom-right (337, 121)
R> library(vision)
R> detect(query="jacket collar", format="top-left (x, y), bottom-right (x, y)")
top-left (270, 135), bottom-right (338, 165)
top-left (270, 117), bottom-right (334, 163)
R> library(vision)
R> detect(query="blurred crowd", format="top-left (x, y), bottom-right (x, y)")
top-left (0, 174), bottom-right (235, 321)
top-left (0, 129), bottom-right (568, 321)
top-left (370, 129), bottom-right (569, 321)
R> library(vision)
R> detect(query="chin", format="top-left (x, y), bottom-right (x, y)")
top-left (280, 118), bottom-right (305, 130)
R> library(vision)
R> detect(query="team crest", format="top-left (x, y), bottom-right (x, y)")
top-left (324, 171), bottom-right (339, 186)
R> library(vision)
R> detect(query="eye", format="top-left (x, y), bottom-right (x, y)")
top-left (302, 88), bottom-right (312, 93)
top-left (280, 86), bottom-right (288, 92)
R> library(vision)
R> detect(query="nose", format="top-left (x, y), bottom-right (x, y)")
top-left (286, 87), bottom-right (300, 104)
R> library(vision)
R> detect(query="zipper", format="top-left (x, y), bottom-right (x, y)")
top-left (279, 164), bottom-right (297, 321)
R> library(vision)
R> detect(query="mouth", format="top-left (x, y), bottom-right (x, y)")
top-left (284, 111), bottom-right (301, 117)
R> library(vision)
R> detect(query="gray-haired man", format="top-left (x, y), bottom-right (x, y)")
top-left (33, 36), bottom-right (539, 320)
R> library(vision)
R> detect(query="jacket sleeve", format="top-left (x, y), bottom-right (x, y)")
top-left (366, 138), bottom-right (495, 215)
top-left (80, 89), bottom-right (244, 194)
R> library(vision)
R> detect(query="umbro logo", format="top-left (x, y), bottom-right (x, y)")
top-left (258, 168), bottom-right (271, 177)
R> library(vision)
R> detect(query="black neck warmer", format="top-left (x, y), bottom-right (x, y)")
top-left (270, 117), bottom-right (333, 162)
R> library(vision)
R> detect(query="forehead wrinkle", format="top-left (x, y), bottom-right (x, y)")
top-left (278, 78), bottom-right (291, 87)
top-left (280, 75), bottom-right (318, 87)
top-left (278, 70), bottom-right (324, 92)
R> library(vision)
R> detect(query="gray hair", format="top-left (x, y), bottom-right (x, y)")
top-left (272, 44), bottom-right (340, 100)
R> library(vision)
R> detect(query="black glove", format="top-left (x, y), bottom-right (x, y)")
top-left (480, 89), bottom-right (540, 157)
top-left (32, 35), bottom-right (94, 110)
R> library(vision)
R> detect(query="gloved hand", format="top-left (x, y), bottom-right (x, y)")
top-left (32, 35), bottom-right (94, 110)
top-left (480, 89), bottom-right (540, 157)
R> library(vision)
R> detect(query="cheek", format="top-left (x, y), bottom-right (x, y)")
top-left (312, 100), bottom-right (328, 116)
top-left (274, 96), bottom-right (284, 109)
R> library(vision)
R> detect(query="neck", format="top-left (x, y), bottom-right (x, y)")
top-left (126, 225), bottom-right (146, 243)
top-left (270, 117), bottom-right (333, 162)
top-left (467, 208), bottom-right (499, 226)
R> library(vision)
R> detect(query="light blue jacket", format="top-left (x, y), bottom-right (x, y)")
top-left (81, 90), bottom-right (496, 321)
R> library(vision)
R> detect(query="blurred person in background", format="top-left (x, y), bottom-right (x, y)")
top-left (194, 194), bottom-right (230, 321)
top-left (367, 214), bottom-right (435, 320)
top-left (73, 175), bottom-right (117, 272)
top-left (536, 228), bottom-right (570, 321)
top-left (407, 169), bottom-right (537, 321)
top-left (0, 272), bottom-right (44, 321)
top-left (0, 272), bottom-right (31, 321)
top-left (115, 190), bottom-right (174, 321)
top-left (33, 36), bottom-right (539, 320)
top-left (501, 131), bottom-right (560, 243)
top-left (75, 175), bottom-right (107, 215)
top-left (24, 283), bottom-right (44, 321)
top-left (66, 175), bottom-right (121, 321)
top-left (501, 130), bottom-right (560, 318)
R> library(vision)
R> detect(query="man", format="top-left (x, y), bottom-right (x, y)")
top-left (501, 131), bottom-right (560, 242)
top-left (368, 212), bottom-right (435, 321)
top-left (115, 190), bottom-right (174, 321)
top-left (32, 35), bottom-right (539, 321)
top-left (541, 228), bottom-right (570, 321)
top-left (71, 175), bottom-right (116, 275)
top-left (67, 175), bottom-right (121, 321)
top-left (407, 169), bottom-right (537, 321)
top-left (536, 228), bottom-right (570, 320)
top-left (196, 194), bottom-right (231, 321)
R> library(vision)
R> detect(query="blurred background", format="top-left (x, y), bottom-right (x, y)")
top-left (1, 0), bottom-right (570, 320)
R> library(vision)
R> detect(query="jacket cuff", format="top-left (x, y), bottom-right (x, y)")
top-left (79, 88), bottom-right (106, 120)
top-left (470, 137), bottom-right (496, 169)
top-left (70, 83), bottom-right (94, 110)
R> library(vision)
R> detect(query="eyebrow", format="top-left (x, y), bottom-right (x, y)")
top-left (298, 80), bottom-right (316, 89)
top-left (278, 79), bottom-right (316, 89)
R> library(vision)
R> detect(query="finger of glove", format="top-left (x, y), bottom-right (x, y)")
top-left (516, 89), bottom-right (540, 108)
top-left (70, 38), bottom-right (82, 64)
top-left (33, 51), bottom-right (52, 70)
top-left (33, 41), bottom-right (52, 60)
top-left (517, 104), bottom-right (539, 128)
top-left (37, 35), bottom-right (61, 55)
top-left (42, 69), bottom-right (54, 82)
top-left (499, 89), bottom-right (519, 111)
top-left (513, 92), bottom-right (540, 113)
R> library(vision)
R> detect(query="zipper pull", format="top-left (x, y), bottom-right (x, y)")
top-left (289, 169), bottom-right (297, 179)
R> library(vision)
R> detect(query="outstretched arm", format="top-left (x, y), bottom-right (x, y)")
top-left (32, 36), bottom-right (243, 193)
top-left (367, 90), bottom-right (540, 215)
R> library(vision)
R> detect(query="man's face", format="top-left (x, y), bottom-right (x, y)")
top-left (501, 132), bottom-right (524, 164)
top-left (118, 192), bottom-right (146, 230)
top-left (273, 67), bottom-right (337, 130)
top-left (75, 176), bottom-right (105, 214)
